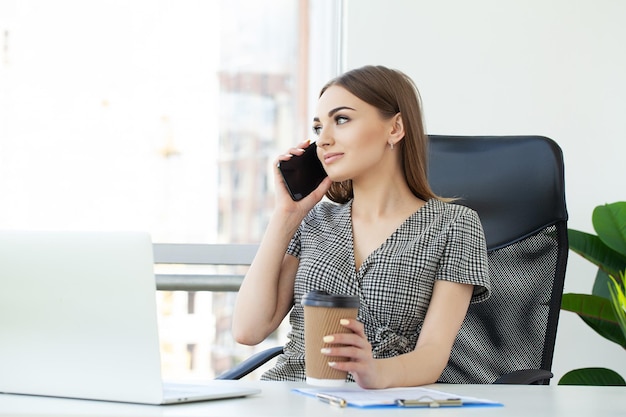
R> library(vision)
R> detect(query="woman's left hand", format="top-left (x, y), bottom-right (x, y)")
top-left (321, 319), bottom-right (385, 389)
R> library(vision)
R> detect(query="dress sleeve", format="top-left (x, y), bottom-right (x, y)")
top-left (436, 208), bottom-right (490, 303)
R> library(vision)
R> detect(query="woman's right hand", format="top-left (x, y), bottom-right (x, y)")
top-left (273, 140), bottom-right (332, 217)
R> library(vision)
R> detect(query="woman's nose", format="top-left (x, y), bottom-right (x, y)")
top-left (316, 127), bottom-right (333, 148)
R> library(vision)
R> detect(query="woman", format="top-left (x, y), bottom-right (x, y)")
top-left (232, 65), bottom-right (490, 388)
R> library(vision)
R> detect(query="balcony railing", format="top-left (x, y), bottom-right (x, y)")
top-left (153, 243), bottom-right (258, 292)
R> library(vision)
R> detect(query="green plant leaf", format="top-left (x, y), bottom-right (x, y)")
top-left (567, 229), bottom-right (626, 278)
top-left (592, 269), bottom-right (612, 299)
top-left (608, 273), bottom-right (626, 341)
top-left (578, 316), bottom-right (626, 348)
top-left (561, 203), bottom-right (626, 385)
top-left (593, 202), bottom-right (626, 257)
top-left (561, 293), bottom-right (626, 348)
top-left (558, 367), bottom-right (626, 386)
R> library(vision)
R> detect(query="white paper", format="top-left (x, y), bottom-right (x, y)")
top-left (294, 385), bottom-right (502, 408)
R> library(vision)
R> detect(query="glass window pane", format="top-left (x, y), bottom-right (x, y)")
top-left (0, 0), bottom-right (339, 379)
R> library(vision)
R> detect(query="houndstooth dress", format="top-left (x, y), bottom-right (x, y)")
top-left (261, 198), bottom-right (490, 382)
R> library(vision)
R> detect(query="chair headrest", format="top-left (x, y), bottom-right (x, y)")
top-left (428, 135), bottom-right (568, 251)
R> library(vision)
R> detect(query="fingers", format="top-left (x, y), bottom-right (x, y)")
top-left (339, 318), bottom-right (366, 337)
top-left (322, 318), bottom-right (365, 345)
top-left (273, 149), bottom-right (297, 169)
top-left (273, 140), bottom-right (328, 208)
top-left (319, 319), bottom-right (383, 388)
top-left (321, 319), bottom-right (369, 360)
top-left (280, 140), bottom-right (312, 159)
top-left (272, 140), bottom-right (313, 174)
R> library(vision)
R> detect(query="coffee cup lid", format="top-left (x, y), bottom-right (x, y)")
top-left (301, 290), bottom-right (359, 308)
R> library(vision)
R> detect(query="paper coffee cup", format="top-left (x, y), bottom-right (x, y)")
top-left (301, 290), bottom-right (359, 386)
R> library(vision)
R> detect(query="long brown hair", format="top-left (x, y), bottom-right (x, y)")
top-left (319, 65), bottom-right (439, 204)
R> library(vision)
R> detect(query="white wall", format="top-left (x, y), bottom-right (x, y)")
top-left (343, 0), bottom-right (626, 382)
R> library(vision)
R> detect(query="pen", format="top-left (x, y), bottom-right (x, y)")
top-left (316, 393), bottom-right (347, 408)
top-left (396, 397), bottom-right (462, 408)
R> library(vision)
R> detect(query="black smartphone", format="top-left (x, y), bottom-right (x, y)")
top-left (277, 142), bottom-right (328, 201)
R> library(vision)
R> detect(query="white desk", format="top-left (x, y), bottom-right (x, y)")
top-left (0, 382), bottom-right (623, 417)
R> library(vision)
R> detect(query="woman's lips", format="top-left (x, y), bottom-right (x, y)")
top-left (324, 153), bottom-right (344, 164)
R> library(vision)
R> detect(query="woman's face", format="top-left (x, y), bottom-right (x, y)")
top-left (313, 85), bottom-right (395, 183)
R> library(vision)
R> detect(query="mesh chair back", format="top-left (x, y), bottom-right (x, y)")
top-left (427, 136), bottom-right (568, 384)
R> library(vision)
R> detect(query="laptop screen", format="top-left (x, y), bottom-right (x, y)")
top-left (0, 231), bottom-right (166, 404)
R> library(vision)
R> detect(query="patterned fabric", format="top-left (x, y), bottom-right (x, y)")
top-left (261, 198), bottom-right (490, 382)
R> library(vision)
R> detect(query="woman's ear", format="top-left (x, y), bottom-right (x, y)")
top-left (389, 112), bottom-right (405, 144)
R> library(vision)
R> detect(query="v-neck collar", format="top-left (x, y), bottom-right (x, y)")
top-left (346, 198), bottom-right (437, 275)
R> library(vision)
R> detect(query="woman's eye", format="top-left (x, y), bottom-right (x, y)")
top-left (312, 125), bottom-right (322, 136)
top-left (335, 115), bottom-right (349, 125)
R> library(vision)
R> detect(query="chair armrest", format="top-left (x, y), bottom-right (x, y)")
top-left (493, 369), bottom-right (553, 384)
top-left (215, 346), bottom-right (284, 380)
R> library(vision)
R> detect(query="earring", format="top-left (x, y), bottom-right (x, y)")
top-left (389, 141), bottom-right (394, 150)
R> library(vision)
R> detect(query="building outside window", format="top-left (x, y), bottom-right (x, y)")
top-left (0, 0), bottom-right (341, 379)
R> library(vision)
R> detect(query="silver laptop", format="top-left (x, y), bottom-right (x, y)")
top-left (0, 230), bottom-right (260, 405)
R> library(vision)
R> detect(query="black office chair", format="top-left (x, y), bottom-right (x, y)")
top-left (217, 135), bottom-right (568, 384)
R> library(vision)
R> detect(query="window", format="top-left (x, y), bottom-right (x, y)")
top-left (0, 0), bottom-right (342, 378)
